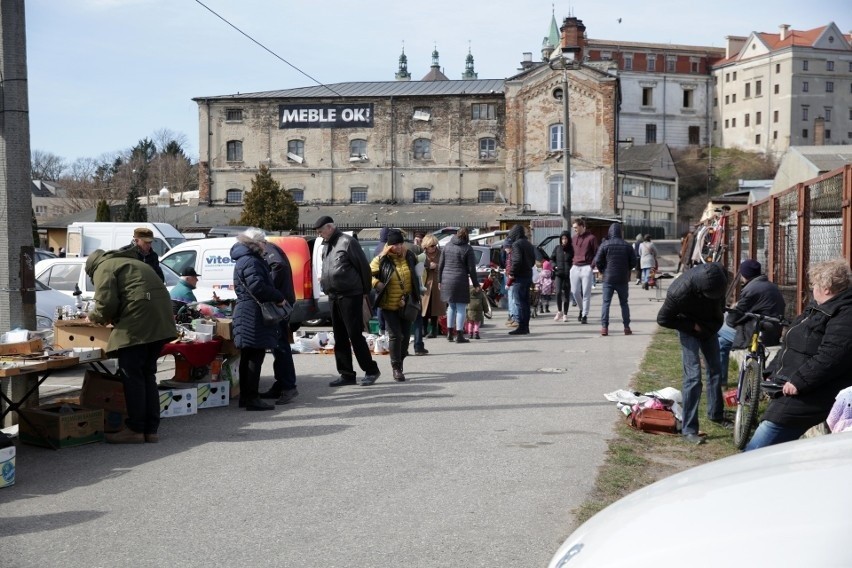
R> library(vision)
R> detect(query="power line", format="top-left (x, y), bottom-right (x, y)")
top-left (193, 0), bottom-right (342, 97)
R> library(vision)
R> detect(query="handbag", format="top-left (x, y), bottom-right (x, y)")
top-left (628, 407), bottom-right (678, 435)
top-left (238, 273), bottom-right (293, 326)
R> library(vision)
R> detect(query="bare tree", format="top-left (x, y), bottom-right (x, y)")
top-left (31, 149), bottom-right (66, 181)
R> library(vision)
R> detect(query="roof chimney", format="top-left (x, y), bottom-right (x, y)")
top-left (560, 17), bottom-right (587, 62)
top-left (779, 24), bottom-right (790, 41)
top-left (519, 52), bottom-right (535, 70)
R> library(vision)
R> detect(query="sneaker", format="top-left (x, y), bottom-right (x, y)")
top-left (561, 315), bottom-right (569, 322)
top-left (361, 371), bottom-right (381, 386)
top-left (577, 314), bottom-right (583, 322)
top-left (600, 327), bottom-right (608, 336)
top-left (553, 311), bottom-right (563, 321)
top-left (275, 389), bottom-right (299, 405)
top-left (624, 327), bottom-right (633, 335)
top-left (329, 376), bottom-right (357, 387)
top-left (414, 349), bottom-right (429, 356)
top-left (581, 316), bottom-right (588, 324)
top-left (682, 433), bottom-right (705, 445)
top-left (506, 320), bottom-right (519, 328)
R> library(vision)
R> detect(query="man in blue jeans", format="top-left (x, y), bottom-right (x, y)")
top-left (657, 262), bottom-right (728, 444)
top-left (593, 222), bottom-right (637, 336)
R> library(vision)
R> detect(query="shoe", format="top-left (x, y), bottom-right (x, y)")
top-left (414, 349), bottom-right (429, 356)
top-left (456, 334), bottom-right (470, 344)
top-left (545, 306), bottom-right (550, 313)
top-left (624, 327), bottom-right (633, 335)
top-left (581, 316), bottom-right (588, 324)
top-left (508, 328), bottom-right (530, 335)
top-left (600, 327), bottom-right (608, 336)
top-left (474, 332), bottom-right (480, 339)
top-left (709, 418), bottom-right (734, 429)
top-left (682, 433), bottom-right (705, 445)
top-left (361, 371), bottom-right (381, 386)
top-left (428, 331), bottom-right (437, 338)
top-left (507, 320), bottom-right (519, 328)
top-left (259, 389), bottom-right (282, 399)
top-left (447, 330), bottom-right (455, 342)
top-left (561, 315), bottom-right (568, 322)
top-left (636, 279), bottom-right (642, 285)
top-left (105, 429), bottom-right (144, 444)
top-left (392, 369), bottom-right (406, 382)
top-left (643, 284), bottom-right (649, 290)
top-left (329, 376), bottom-right (357, 387)
top-left (243, 398), bottom-right (274, 411)
top-left (577, 314), bottom-right (582, 322)
top-left (144, 433), bottom-right (159, 443)
top-left (553, 311), bottom-right (563, 321)
top-left (275, 389), bottom-right (299, 405)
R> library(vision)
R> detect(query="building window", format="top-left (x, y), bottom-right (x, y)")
top-left (642, 87), bottom-right (653, 106)
top-left (826, 81), bottom-right (834, 93)
top-left (724, 119), bottom-right (729, 128)
top-left (773, 131), bottom-right (778, 140)
top-left (601, 51), bottom-right (612, 61)
top-left (756, 112), bottom-right (762, 125)
top-left (825, 108), bottom-right (832, 121)
top-left (849, 109), bottom-right (852, 120)
top-left (479, 137), bottom-right (497, 159)
top-left (471, 103), bottom-right (496, 120)
top-left (682, 89), bottom-right (693, 108)
top-left (755, 80), bottom-right (762, 96)
top-left (413, 188), bottom-right (431, 203)
top-left (825, 130), bottom-right (831, 140)
top-left (773, 110), bottom-right (779, 123)
top-left (826, 61), bottom-right (834, 71)
top-left (624, 55), bottom-right (633, 70)
top-left (713, 121), bottom-right (718, 131)
top-left (650, 183), bottom-right (671, 200)
top-left (549, 124), bottom-right (564, 151)
top-left (35, 205), bottom-right (47, 215)
top-left (478, 189), bottom-right (496, 203)
top-left (774, 84), bottom-right (779, 94)
top-left (412, 106), bottom-right (432, 121)
top-left (775, 63), bottom-right (780, 73)
top-left (690, 59), bottom-right (699, 73)
top-left (732, 93), bottom-right (736, 103)
top-left (666, 56), bottom-right (676, 72)
top-left (802, 129), bottom-right (808, 139)
top-left (349, 139), bottom-right (367, 159)
top-left (732, 117), bottom-right (737, 127)
top-left (745, 83), bottom-right (751, 98)
top-left (548, 176), bottom-right (563, 214)
top-left (713, 96), bottom-right (718, 107)
top-left (725, 72), bottom-right (730, 83)
top-left (287, 140), bottom-right (304, 161)
top-left (745, 113), bottom-right (750, 127)
top-left (725, 95), bottom-right (729, 105)
top-left (802, 81), bottom-right (809, 92)
top-left (733, 71), bottom-right (737, 80)
top-left (226, 140), bottom-right (243, 162)
top-left (802, 60), bottom-right (808, 71)
top-left (226, 108), bottom-right (243, 122)
top-left (350, 188), bottom-right (367, 203)
top-left (413, 138), bottom-right (432, 160)
top-left (622, 179), bottom-right (646, 197)
top-left (848, 132), bottom-right (852, 139)
top-left (647, 55), bottom-right (656, 72)
top-left (802, 106), bottom-right (809, 121)
top-left (287, 189), bottom-right (304, 203)
top-left (689, 126), bottom-right (700, 145)
top-left (645, 124), bottom-right (657, 143)
top-left (755, 134), bottom-right (761, 144)
top-left (225, 189), bottom-right (243, 204)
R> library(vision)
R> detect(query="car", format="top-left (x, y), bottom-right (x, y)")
top-left (35, 249), bottom-right (57, 263)
top-left (547, 432), bottom-right (852, 568)
top-left (35, 278), bottom-right (74, 330)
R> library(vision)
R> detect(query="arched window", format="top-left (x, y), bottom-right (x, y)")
top-left (479, 138), bottom-right (497, 160)
top-left (478, 189), bottom-right (496, 203)
top-left (226, 189), bottom-right (243, 204)
top-left (288, 189), bottom-right (304, 203)
top-left (413, 188), bottom-right (431, 203)
top-left (413, 138), bottom-right (431, 160)
top-left (226, 140), bottom-right (243, 162)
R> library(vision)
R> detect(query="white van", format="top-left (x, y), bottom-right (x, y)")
top-left (66, 222), bottom-right (185, 258)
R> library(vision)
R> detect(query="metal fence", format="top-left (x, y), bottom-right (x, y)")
top-left (721, 164), bottom-right (852, 319)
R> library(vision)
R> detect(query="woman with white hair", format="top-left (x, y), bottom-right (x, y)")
top-left (230, 228), bottom-right (284, 411)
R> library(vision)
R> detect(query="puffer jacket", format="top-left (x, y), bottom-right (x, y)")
top-left (593, 223), bottom-right (636, 285)
top-left (763, 288), bottom-right (852, 428)
top-left (438, 235), bottom-right (479, 304)
top-left (231, 242), bottom-right (284, 350)
top-left (725, 275), bottom-right (786, 349)
top-left (320, 228), bottom-right (371, 299)
top-left (553, 231), bottom-right (574, 278)
top-left (85, 248), bottom-right (176, 356)
top-left (656, 263), bottom-right (727, 340)
top-left (371, 248), bottom-right (420, 311)
top-left (509, 225), bottom-right (536, 281)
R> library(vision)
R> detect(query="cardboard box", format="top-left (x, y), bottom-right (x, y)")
top-left (220, 355), bottom-right (240, 398)
top-left (219, 338), bottom-right (239, 357)
top-left (215, 318), bottom-right (233, 340)
top-left (196, 381), bottom-right (230, 409)
top-left (158, 386), bottom-right (198, 418)
top-left (80, 371), bottom-right (126, 413)
top-left (0, 445), bottom-right (15, 488)
top-left (53, 322), bottom-right (111, 351)
top-left (18, 404), bottom-right (104, 448)
top-left (0, 338), bottom-right (43, 356)
top-left (72, 347), bottom-right (104, 362)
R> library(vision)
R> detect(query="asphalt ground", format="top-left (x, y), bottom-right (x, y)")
top-left (0, 280), bottom-right (670, 568)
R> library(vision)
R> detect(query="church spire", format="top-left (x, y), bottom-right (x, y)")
top-left (541, 8), bottom-right (560, 60)
top-left (461, 43), bottom-right (477, 79)
top-left (395, 42), bottom-right (411, 81)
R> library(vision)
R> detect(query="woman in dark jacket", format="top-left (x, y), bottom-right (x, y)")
top-left (553, 230), bottom-right (574, 322)
top-left (231, 228), bottom-right (285, 411)
top-left (438, 227), bottom-right (479, 343)
top-left (746, 259), bottom-right (852, 450)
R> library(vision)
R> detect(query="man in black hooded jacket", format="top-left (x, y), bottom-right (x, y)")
top-left (593, 223), bottom-right (637, 336)
top-left (508, 224), bottom-right (536, 335)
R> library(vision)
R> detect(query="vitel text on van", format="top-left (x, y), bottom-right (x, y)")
top-left (279, 103), bottom-right (374, 129)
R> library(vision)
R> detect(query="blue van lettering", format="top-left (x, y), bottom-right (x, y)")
top-left (205, 255), bottom-right (232, 265)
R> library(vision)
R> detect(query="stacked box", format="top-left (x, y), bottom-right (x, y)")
top-left (80, 371), bottom-right (127, 432)
top-left (158, 386), bottom-right (198, 418)
top-left (18, 404), bottom-right (104, 448)
top-left (0, 446), bottom-right (15, 488)
top-left (0, 338), bottom-right (43, 356)
top-left (53, 322), bottom-right (111, 351)
top-left (160, 380), bottom-right (230, 409)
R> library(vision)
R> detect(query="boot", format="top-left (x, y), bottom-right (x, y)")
top-left (447, 330), bottom-right (455, 342)
top-left (455, 332), bottom-right (470, 344)
top-left (545, 305), bottom-right (550, 313)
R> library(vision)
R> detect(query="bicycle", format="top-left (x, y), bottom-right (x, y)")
top-left (731, 311), bottom-right (786, 449)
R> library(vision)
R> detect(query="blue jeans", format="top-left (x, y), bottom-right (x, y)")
top-left (745, 420), bottom-right (809, 451)
top-left (507, 285), bottom-right (518, 321)
top-left (600, 281), bottom-right (630, 328)
top-left (512, 277), bottom-right (532, 330)
top-left (641, 267), bottom-right (653, 284)
top-left (270, 321), bottom-right (297, 392)
top-left (446, 302), bottom-right (467, 331)
top-left (717, 323), bottom-right (736, 388)
top-left (678, 331), bottom-right (724, 436)
top-left (413, 313), bottom-right (425, 352)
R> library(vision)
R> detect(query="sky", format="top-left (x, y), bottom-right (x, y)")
top-left (23, 0), bottom-right (850, 167)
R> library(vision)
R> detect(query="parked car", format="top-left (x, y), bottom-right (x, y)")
top-left (35, 278), bottom-right (74, 329)
top-left (547, 432), bottom-right (852, 567)
top-left (35, 249), bottom-right (57, 263)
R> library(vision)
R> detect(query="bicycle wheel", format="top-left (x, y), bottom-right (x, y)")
top-left (733, 359), bottom-right (762, 449)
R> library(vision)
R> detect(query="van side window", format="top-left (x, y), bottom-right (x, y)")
top-left (161, 250), bottom-right (197, 277)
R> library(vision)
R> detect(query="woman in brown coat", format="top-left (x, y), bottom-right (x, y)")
top-left (421, 234), bottom-right (446, 337)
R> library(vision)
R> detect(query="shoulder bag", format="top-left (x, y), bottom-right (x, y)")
top-left (392, 259), bottom-right (421, 322)
top-left (238, 273), bottom-right (292, 326)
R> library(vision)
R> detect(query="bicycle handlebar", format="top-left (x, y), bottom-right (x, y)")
top-left (724, 307), bottom-right (787, 326)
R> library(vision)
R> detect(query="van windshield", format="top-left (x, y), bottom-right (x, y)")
top-left (167, 237), bottom-right (187, 248)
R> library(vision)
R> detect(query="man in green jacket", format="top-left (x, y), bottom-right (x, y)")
top-left (85, 249), bottom-right (177, 444)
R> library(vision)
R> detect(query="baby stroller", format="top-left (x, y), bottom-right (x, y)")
top-left (529, 283), bottom-right (541, 319)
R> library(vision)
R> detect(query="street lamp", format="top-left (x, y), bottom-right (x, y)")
top-left (157, 185), bottom-right (171, 223)
top-left (549, 48), bottom-right (579, 230)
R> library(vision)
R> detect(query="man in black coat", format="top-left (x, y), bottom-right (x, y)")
top-left (508, 224), bottom-right (536, 335)
top-left (259, 240), bottom-right (300, 405)
top-left (657, 262), bottom-right (728, 444)
top-left (593, 223), bottom-right (637, 336)
top-left (553, 230), bottom-right (574, 322)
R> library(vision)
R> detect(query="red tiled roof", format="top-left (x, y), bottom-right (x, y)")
top-left (757, 25), bottom-right (827, 49)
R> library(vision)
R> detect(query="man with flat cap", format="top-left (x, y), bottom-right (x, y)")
top-left (315, 216), bottom-right (382, 386)
top-left (121, 227), bottom-right (165, 282)
top-left (170, 266), bottom-right (199, 304)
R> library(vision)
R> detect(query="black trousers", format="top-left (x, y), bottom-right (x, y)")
top-left (239, 346), bottom-right (267, 401)
top-left (554, 274), bottom-right (571, 313)
top-left (383, 308), bottom-right (411, 370)
top-left (331, 295), bottom-right (379, 378)
top-left (117, 340), bottom-right (167, 435)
